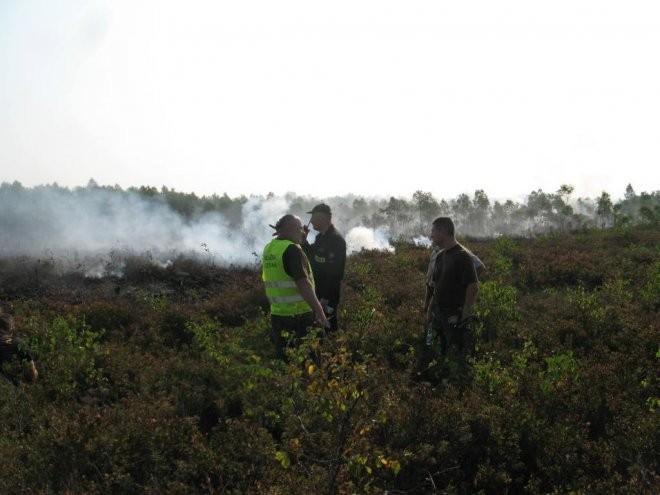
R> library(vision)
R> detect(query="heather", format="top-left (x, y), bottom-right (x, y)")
top-left (1, 226), bottom-right (658, 494)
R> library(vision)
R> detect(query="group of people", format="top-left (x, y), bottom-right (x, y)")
top-left (262, 207), bottom-right (483, 372)
top-left (262, 204), bottom-right (347, 360)
top-left (3, 209), bottom-right (481, 382)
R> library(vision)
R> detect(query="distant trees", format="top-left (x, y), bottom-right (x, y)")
top-left (412, 190), bottom-right (439, 233)
top-left (554, 184), bottom-right (575, 231)
top-left (293, 184), bottom-right (658, 238)
top-left (611, 184), bottom-right (659, 227)
top-left (492, 199), bottom-right (519, 235)
top-left (526, 189), bottom-right (554, 230)
top-left (451, 193), bottom-right (473, 231)
top-left (379, 197), bottom-right (414, 236)
top-left (470, 189), bottom-right (490, 234)
top-left (596, 192), bottom-right (614, 228)
top-left (1, 180), bottom-right (658, 240)
top-left (351, 197), bottom-right (369, 225)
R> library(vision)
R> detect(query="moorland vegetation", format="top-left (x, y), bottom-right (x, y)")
top-left (1, 222), bottom-right (658, 494)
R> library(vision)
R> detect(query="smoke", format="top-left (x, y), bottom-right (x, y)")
top-left (412, 235), bottom-right (432, 247)
top-left (0, 186), bottom-right (392, 275)
top-left (345, 227), bottom-right (394, 254)
top-left (0, 187), bottom-right (236, 260)
top-left (4, 183), bottom-right (651, 277)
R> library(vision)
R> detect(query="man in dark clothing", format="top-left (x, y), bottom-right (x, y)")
top-left (302, 204), bottom-right (347, 331)
top-left (430, 217), bottom-right (479, 356)
top-left (415, 217), bottom-right (479, 381)
top-left (0, 313), bottom-right (38, 383)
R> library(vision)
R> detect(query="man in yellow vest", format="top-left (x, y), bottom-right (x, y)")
top-left (263, 214), bottom-right (327, 360)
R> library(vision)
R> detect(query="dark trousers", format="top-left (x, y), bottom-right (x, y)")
top-left (415, 306), bottom-right (471, 381)
top-left (431, 307), bottom-right (476, 355)
top-left (428, 307), bottom-right (461, 354)
top-left (271, 312), bottom-right (315, 361)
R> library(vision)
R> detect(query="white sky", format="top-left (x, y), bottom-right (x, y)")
top-left (1, 0), bottom-right (658, 201)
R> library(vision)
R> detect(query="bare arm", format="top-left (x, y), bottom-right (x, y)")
top-left (295, 278), bottom-right (327, 327)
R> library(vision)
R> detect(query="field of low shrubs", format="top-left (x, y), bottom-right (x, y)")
top-left (1, 226), bottom-right (658, 494)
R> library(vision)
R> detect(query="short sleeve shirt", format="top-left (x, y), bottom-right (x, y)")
top-left (427, 246), bottom-right (483, 288)
top-left (282, 244), bottom-right (311, 281)
top-left (432, 244), bottom-right (478, 309)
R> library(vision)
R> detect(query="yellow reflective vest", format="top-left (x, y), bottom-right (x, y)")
top-left (262, 239), bottom-right (314, 316)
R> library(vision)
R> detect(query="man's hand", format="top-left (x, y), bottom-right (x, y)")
top-left (314, 310), bottom-right (328, 329)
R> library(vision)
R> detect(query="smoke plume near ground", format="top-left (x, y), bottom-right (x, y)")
top-left (3, 182), bottom-right (655, 278)
top-left (0, 186), bottom-right (393, 276)
top-left (345, 227), bottom-right (394, 253)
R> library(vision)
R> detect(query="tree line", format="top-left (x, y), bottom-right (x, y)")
top-left (1, 180), bottom-right (658, 239)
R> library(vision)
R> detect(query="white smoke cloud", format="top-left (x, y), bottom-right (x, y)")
top-left (0, 187), bottom-right (398, 276)
top-left (412, 235), bottom-right (432, 247)
top-left (0, 186), bottom-right (294, 267)
top-left (345, 226), bottom-right (394, 254)
top-left (83, 259), bottom-right (127, 279)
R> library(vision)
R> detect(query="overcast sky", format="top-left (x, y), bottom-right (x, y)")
top-left (1, 0), bottom-right (658, 202)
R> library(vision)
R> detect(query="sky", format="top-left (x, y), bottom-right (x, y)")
top-left (1, 0), bottom-right (659, 202)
